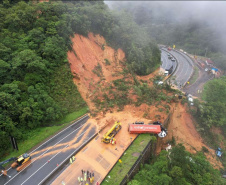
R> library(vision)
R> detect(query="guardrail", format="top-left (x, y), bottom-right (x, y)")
top-left (120, 140), bottom-right (156, 185)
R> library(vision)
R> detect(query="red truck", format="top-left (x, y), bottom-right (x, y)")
top-left (128, 124), bottom-right (161, 134)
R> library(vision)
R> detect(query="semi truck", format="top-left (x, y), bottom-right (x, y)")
top-left (129, 124), bottom-right (161, 134)
top-left (128, 122), bottom-right (167, 138)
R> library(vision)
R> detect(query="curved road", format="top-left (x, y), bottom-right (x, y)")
top-left (161, 50), bottom-right (176, 71)
top-left (162, 48), bottom-right (194, 88)
top-left (0, 115), bottom-right (96, 185)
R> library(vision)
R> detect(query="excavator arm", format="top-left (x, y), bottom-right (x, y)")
top-left (0, 157), bottom-right (17, 176)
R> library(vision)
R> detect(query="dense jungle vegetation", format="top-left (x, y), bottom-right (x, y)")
top-left (0, 1), bottom-right (160, 155)
top-left (128, 144), bottom-right (225, 185)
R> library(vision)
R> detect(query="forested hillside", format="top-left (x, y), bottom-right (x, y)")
top-left (128, 144), bottom-right (224, 185)
top-left (109, 1), bottom-right (226, 71)
top-left (0, 1), bottom-right (160, 154)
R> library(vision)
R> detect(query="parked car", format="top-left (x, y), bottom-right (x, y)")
top-left (205, 68), bottom-right (208, 72)
top-left (171, 58), bottom-right (175, 62)
top-left (158, 81), bottom-right (163, 85)
top-left (187, 95), bottom-right (194, 106)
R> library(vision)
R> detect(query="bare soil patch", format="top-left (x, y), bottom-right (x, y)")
top-left (67, 32), bottom-right (223, 170)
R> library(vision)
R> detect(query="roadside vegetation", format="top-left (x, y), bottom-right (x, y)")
top-left (128, 144), bottom-right (225, 185)
top-left (1, 107), bottom-right (87, 164)
top-left (102, 134), bottom-right (155, 185)
top-left (189, 66), bottom-right (199, 85)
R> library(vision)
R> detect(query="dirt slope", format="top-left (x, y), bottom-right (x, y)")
top-left (67, 32), bottom-right (222, 169)
top-left (163, 103), bottom-right (223, 169)
top-left (68, 33), bottom-right (125, 111)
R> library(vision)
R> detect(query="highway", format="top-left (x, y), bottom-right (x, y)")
top-left (162, 48), bottom-right (194, 88)
top-left (161, 50), bottom-right (176, 72)
top-left (0, 115), bottom-right (96, 185)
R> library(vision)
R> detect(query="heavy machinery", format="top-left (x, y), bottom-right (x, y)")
top-left (1, 153), bottom-right (31, 176)
top-left (11, 153), bottom-right (31, 172)
top-left (0, 157), bottom-right (17, 176)
top-left (102, 121), bottom-right (122, 144)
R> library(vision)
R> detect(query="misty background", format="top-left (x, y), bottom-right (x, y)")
top-left (105, 1), bottom-right (226, 71)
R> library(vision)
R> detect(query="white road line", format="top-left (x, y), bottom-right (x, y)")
top-left (40, 133), bottom-right (97, 185)
top-left (20, 144), bottom-right (70, 185)
top-left (12, 130), bottom-right (88, 185)
top-left (28, 115), bottom-right (88, 154)
top-left (4, 123), bottom-right (87, 185)
top-left (4, 115), bottom-right (88, 174)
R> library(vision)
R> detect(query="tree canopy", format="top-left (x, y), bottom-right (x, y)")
top-left (128, 144), bottom-right (224, 185)
top-left (0, 1), bottom-right (160, 154)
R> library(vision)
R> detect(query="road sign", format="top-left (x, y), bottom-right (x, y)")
top-left (173, 45), bottom-right (175, 49)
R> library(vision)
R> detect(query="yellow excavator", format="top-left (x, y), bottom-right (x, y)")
top-left (102, 121), bottom-right (122, 144)
top-left (0, 153), bottom-right (31, 176)
top-left (11, 153), bottom-right (31, 172)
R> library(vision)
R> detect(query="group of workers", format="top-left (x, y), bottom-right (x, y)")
top-left (78, 170), bottom-right (96, 185)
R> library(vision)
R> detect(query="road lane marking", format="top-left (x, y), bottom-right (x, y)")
top-left (17, 130), bottom-right (88, 185)
top-left (4, 115), bottom-right (89, 175)
top-left (39, 133), bottom-right (97, 185)
top-left (4, 123), bottom-right (88, 185)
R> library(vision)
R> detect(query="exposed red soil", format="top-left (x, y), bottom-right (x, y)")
top-left (68, 33), bottom-right (126, 111)
top-left (161, 103), bottom-right (223, 169)
top-left (57, 32), bottom-right (223, 184)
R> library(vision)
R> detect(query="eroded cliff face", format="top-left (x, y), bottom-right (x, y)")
top-left (68, 33), bottom-right (125, 110)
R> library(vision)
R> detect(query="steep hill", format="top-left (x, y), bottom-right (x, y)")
top-left (68, 33), bottom-right (223, 169)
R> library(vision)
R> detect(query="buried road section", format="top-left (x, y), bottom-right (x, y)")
top-left (0, 115), bottom-right (98, 185)
top-left (51, 120), bottom-right (139, 185)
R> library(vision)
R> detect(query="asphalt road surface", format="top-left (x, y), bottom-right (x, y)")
top-left (161, 50), bottom-right (177, 72)
top-left (0, 115), bottom-right (96, 185)
top-left (166, 49), bottom-right (194, 88)
top-left (183, 65), bottom-right (214, 97)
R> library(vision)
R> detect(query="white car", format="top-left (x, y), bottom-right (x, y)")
top-left (205, 68), bottom-right (208, 72)
top-left (158, 81), bottom-right (163, 85)
top-left (188, 97), bottom-right (194, 106)
top-left (171, 58), bottom-right (175, 62)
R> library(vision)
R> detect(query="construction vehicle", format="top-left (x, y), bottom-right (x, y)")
top-left (102, 121), bottom-right (122, 144)
top-left (11, 153), bottom-right (31, 172)
top-left (1, 153), bottom-right (31, 176)
top-left (0, 157), bottom-right (17, 176)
